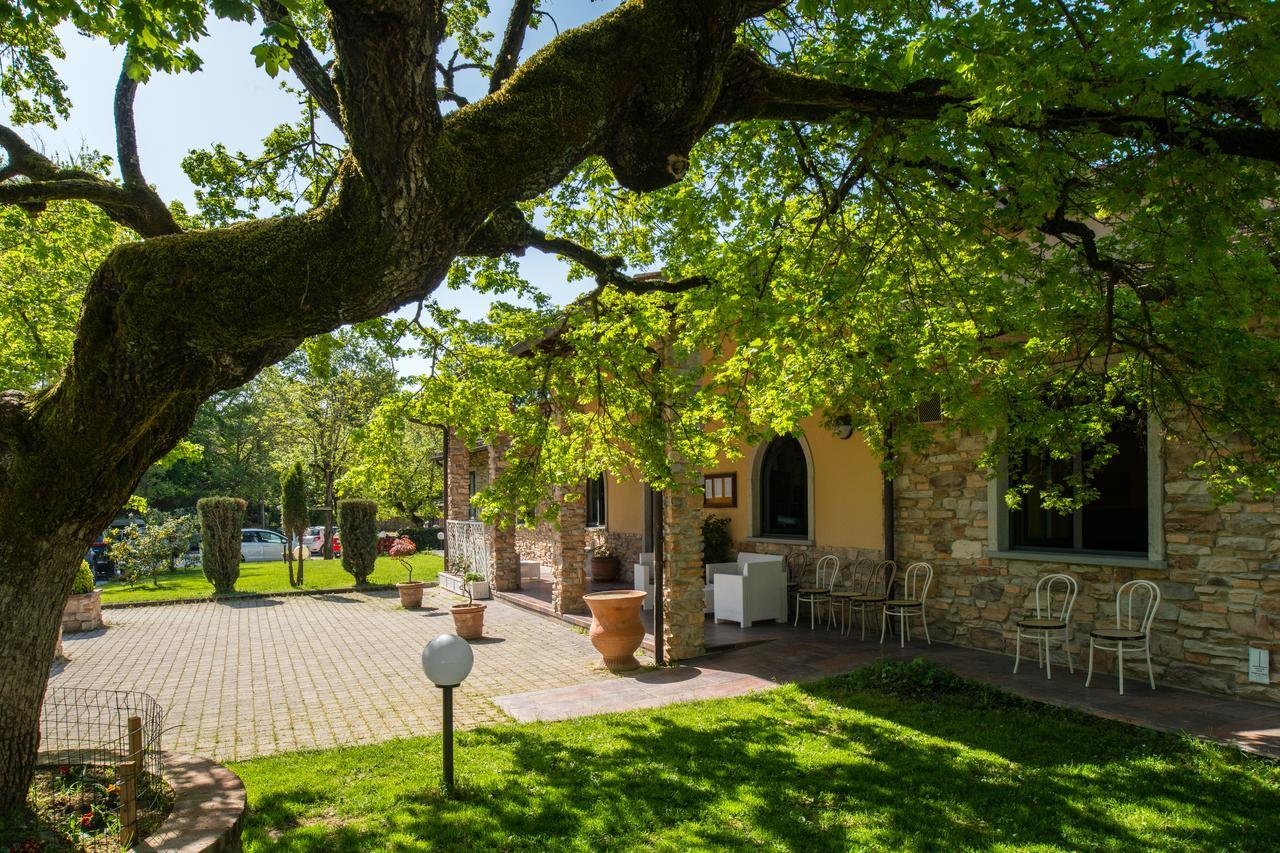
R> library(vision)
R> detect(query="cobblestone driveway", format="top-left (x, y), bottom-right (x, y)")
top-left (50, 588), bottom-right (611, 761)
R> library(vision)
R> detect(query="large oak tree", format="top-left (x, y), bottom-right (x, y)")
top-left (1, 0), bottom-right (1278, 812)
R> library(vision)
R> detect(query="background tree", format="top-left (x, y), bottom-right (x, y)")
top-left (262, 325), bottom-right (399, 558)
top-left (340, 398), bottom-right (444, 527)
top-left (1, 0), bottom-right (1278, 812)
top-left (137, 383), bottom-right (278, 518)
top-left (280, 461), bottom-right (309, 586)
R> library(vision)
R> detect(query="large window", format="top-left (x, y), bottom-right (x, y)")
top-left (1009, 417), bottom-right (1149, 556)
top-left (586, 474), bottom-right (606, 528)
top-left (758, 436), bottom-right (809, 538)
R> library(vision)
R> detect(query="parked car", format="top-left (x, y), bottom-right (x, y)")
top-left (302, 526), bottom-right (341, 558)
top-left (240, 528), bottom-right (291, 562)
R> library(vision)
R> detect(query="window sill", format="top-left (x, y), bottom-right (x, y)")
top-left (986, 550), bottom-right (1166, 570)
top-left (743, 536), bottom-right (814, 547)
top-left (586, 525), bottom-right (607, 532)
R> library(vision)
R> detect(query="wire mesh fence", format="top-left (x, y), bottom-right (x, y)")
top-left (35, 688), bottom-right (166, 849)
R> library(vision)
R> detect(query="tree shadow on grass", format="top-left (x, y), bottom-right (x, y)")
top-left (239, 671), bottom-right (1280, 852)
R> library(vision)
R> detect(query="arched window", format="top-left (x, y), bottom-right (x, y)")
top-left (758, 436), bottom-right (809, 538)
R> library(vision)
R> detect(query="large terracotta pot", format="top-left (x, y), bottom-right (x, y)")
top-left (397, 581), bottom-right (425, 609)
top-left (583, 589), bottom-right (647, 671)
top-left (451, 603), bottom-right (486, 640)
top-left (589, 555), bottom-right (620, 582)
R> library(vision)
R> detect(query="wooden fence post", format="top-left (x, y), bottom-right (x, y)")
top-left (128, 715), bottom-right (144, 774)
top-left (118, 760), bottom-right (137, 848)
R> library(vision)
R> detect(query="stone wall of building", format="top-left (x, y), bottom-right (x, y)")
top-left (894, 424), bottom-right (1280, 703)
top-left (516, 522), bottom-right (558, 570)
top-left (586, 528), bottom-right (644, 582)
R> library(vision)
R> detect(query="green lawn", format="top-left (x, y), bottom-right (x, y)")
top-left (99, 553), bottom-right (442, 603)
top-left (232, 660), bottom-right (1280, 851)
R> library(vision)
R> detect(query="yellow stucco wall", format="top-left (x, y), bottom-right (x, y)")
top-left (604, 414), bottom-right (885, 551)
top-left (605, 472), bottom-right (646, 535)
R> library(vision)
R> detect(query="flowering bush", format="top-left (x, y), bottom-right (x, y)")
top-left (389, 535), bottom-right (418, 582)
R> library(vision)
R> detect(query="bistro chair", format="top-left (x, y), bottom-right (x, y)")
top-left (1087, 579), bottom-right (1162, 695)
top-left (795, 555), bottom-right (840, 630)
top-left (843, 560), bottom-right (897, 640)
top-left (880, 562), bottom-right (932, 647)
top-left (829, 557), bottom-right (874, 632)
top-left (1013, 573), bottom-right (1079, 680)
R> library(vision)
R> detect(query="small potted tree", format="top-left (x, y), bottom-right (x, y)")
top-left (589, 542), bottom-right (620, 582)
top-left (451, 571), bottom-right (488, 639)
top-left (391, 535), bottom-right (425, 608)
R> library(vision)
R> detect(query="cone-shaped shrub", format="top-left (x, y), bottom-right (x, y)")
top-left (339, 499), bottom-right (378, 585)
top-left (198, 497), bottom-right (245, 594)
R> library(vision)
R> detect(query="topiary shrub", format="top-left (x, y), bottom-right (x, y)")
top-left (339, 499), bottom-right (378, 585)
top-left (198, 497), bottom-right (246, 595)
top-left (71, 561), bottom-right (95, 595)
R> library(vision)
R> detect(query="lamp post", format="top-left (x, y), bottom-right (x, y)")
top-left (421, 634), bottom-right (474, 792)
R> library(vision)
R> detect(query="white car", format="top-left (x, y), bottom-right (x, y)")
top-left (302, 526), bottom-right (340, 557)
top-left (240, 529), bottom-right (292, 562)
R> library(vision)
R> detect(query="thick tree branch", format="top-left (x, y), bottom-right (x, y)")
top-left (113, 57), bottom-right (181, 235)
top-left (0, 122), bottom-right (179, 237)
top-left (258, 0), bottom-right (345, 130)
top-left (714, 48), bottom-right (1280, 166)
top-left (462, 205), bottom-right (708, 294)
top-left (490, 0), bottom-right (536, 93)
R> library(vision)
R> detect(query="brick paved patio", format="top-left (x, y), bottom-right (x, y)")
top-left (50, 587), bottom-right (614, 761)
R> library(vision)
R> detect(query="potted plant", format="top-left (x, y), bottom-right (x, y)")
top-left (391, 536), bottom-right (425, 608)
top-left (62, 560), bottom-right (103, 634)
top-left (589, 542), bottom-right (620, 582)
top-left (451, 572), bottom-right (487, 639)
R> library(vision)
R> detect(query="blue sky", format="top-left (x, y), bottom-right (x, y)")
top-left (7, 2), bottom-right (622, 373)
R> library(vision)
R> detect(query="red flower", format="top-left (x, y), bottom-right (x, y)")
top-left (389, 536), bottom-right (417, 558)
top-left (80, 812), bottom-right (93, 828)
top-left (57, 764), bottom-right (71, 776)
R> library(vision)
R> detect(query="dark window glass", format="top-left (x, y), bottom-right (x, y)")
top-left (1009, 417), bottom-right (1148, 556)
top-left (760, 436), bottom-right (808, 538)
top-left (586, 475), bottom-right (606, 527)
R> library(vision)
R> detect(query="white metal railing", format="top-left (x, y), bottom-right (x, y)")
top-left (445, 520), bottom-right (491, 579)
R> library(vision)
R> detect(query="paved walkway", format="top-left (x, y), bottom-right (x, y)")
top-left (495, 626), bottom-right (1280, 759)
top-left (51, 588), bottom-right (613, 761)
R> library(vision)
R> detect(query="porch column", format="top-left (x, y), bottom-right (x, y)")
top-left (487, 437), bottom-right (520, 591)
top-left (554, 485), bottom-right (587, 614)
top-left (445, 428), bottom-right (471, 523)
top-left (662, 474), bottom-right (706, 661)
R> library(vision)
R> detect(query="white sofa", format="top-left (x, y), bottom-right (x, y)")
top-left (707, 553), bottom-right (787, 627)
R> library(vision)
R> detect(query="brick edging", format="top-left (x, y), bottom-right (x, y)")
top-left (102, 582), bottom-right (438, 609)
top-left (136, 752), bottom-right (245, 852)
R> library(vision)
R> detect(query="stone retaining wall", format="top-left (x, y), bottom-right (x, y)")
top-left (895, 424), bottom-right (1280, 702)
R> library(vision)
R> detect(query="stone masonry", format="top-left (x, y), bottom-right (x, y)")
top-left (895, 423), bottom-right (1280, 702)
top-left (554, 486), bottom-right (587, 614)
top-left (663, 477), bottom-right (706, 660)
top-left (445, 428), bottom-right (473, 527)
top-left (62, 590), bottom-right (103, 633)
top-left (486, 437), bottom-right (521, 591)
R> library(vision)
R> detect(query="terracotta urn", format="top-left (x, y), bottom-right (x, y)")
top-left (583, 589), bottom-right (647, 671)
top-left (451, 603), bottom-right (486, 640)
top-left (589, 555), bottom-right (620, 582)
top-left (397, 581), bottom-right (425, 609)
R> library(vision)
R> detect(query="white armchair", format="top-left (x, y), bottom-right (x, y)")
top-left (706, 553), bottom-right (787, 627)
top-left (633, 552), bottom-right (656, 610)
